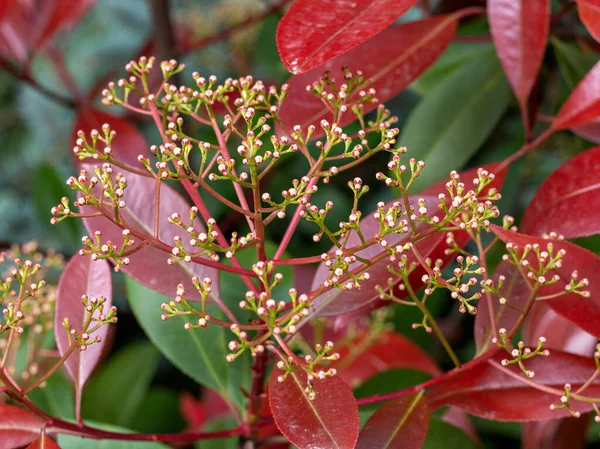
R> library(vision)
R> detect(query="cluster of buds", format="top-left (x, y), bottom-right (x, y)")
top-left (503, 242), bottom-right (567, 287)
top-left (275, 340), bottom-right (340, 400)
top-left (72, 124), bottom-right (117, 162)
top-left (160, 278), bottom-right (213, 328)
top-left (320, 250), bottom-right (370, 290)
top-left (168, 210), bottom-right (230, 262)
top-left (264, 176), bottom-right (318, 220)
top-left (79, 229), bottom-right (135, 272)
top-left (494, 328), bottom-right (550, 378)
top-left (63, 295), bottom-right (117, 352)
top-left (377, 147), bottom-right (425, 191)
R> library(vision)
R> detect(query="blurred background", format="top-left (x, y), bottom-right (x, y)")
top-left (1, 0), bottom-right (600, 447)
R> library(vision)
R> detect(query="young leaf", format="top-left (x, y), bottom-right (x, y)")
top-left (125, 278), bottom-right (244, 410)
top-left (276, 0), bottom-right (418, 74)
top-left (552, 60), bottom-right (600, 130)
top-left (269, 367), bottom-right (360, 449)
top-left (26, 437), bottom-right (62, 449)
top-left (55, 256), bottom-right (112, 412)
top-left (333, 331), bottom-right (440, 388)
top-left (356, 393), bottom-right (428, 449)
top-left (0, 404), bottom-right (42, 448)
top-left (491, 225), bottom-right (600, 339)
top-left (428, 350), bottom-right (600, 420)
top-left (488, 0), bottom-right (550, 111)
top-left (578, 0), bottom-right (600, 43)
top-left (520, 146), bottom-right (600, 238)
top-left (278, 14), bottom-right (460, 134)
top-left (399, 53), bottom-right (510, 192)
top-left (80, 169), bottom-right (218, 301)
top-left (82, 342), bottom-right (160, 427)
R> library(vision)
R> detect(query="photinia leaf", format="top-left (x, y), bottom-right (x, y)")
top-left (28, 371), bottom-right (75, 421)
top-left (73, 109), bottom-right (151, 171)
top-left (423, 417), bottom-right (478, 449)
top-left (34, 0), bottom-right (95, 51)
top-left (355, 393), bottom-right (429, 449)
top-left (428, 350), bottom-right (600, 420)
top-left (552, 60), bottom-right (600, 130)
top-left (125, 278), bottom-right (245, 410)
top-left (82, 341), bottom-right (160, 427)
top-left (0, 404), bottom-right (42, 449)
top-left (55, 256), bottom-right (112, 412)
top-left (520, 146), bottom-right (600, 239)
top-left (552, 38), bottom-right (598, 89)
top-left (268, 367), bottom-right (360, 449)
top-left (523, 416), bottom-right (590, 449)
top-left (276, 0), bottom-right (418, 74)
top-left (310, 195), bottom-right (442, 317)
top-left (80, 168), bottom-right (217, 302)
top-left (491, 225), bottom-right (600, 339)
top-left (333, 331), bottom-right (440, 388)
top-left (578, 0), bottom-right (600, 43)
top-left (398, 52), bottom-right (510, 192)
top-left (439, 408), bottom-right (479, 446)
top-left (57, 422), bottom-right (168, 449)
top-left (26, 437), bottom-right (62, 449)
top-left (488, 0), bottom-right (550, 114)
top-left (278, 14), bottom-right (460, 134)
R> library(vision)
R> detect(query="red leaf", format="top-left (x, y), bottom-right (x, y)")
top-left (26, 437), bottom-right (62, 449)
top-left (441, 407), bottom-right (480, 445)
top-left (269, 367), bottom-right (360, 449)
top-left (552, 60), bottom-right (600, 130)
top-left (488, 0), bottom-right (550, 108)
top-left (278, 14), bottom-right (459, 135)
top-left (276, 0), bottom-right (418, 74)
top-left (55, 256), bottom-right (111, 406)
top-left (73, 109), bottom-right (151, 170)
top-left (355, 393), bottom-right (429, 449)
top-left (180, 389), bottom-right (230, 430)
top-left (491, 225), bottom-right (600, 339)
top-left (578, 0), bottom-right (600, 43)
top-left (520, 146), bottom-right (600, 238)
top-left (571, 119), bottom-right (600, 143)
top-left (0, 404), bottom-right (42, 449)
top-left (79, 169), bottom-right (218, 301)
top-left (333, 331), bottom-right (440, 388)
top-left (523, 416), bottom-right (590, 449)
top-left (428, 350), bottom-right (600, 421)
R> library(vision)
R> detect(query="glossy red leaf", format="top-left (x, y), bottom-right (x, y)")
top-left (522, 304), bottom-right (596, 449)
top-left (0, 404), bottom-right (42, 449)
top-left (79, 169), bottom-right (218, 301)
top-left (356, 393), bottom-right (428, 449)
top-left (491, 225), bottom-right (600, 339)
top-left (278, 14), bottom-right (459, 135)
top-left (520, 146), bottom-right (600, 238)
top-left (276, 0), bottom-right (418, 74)
top-left (523, 416), bottom-right (590, 449)
top-left (571, 119), bottom-right (600, 144)
top-left (428, 350), bottom-right (600, 420)
top-left (269, 367), bottom-right (360, 449)
top-left (26, 437), bottom-right (62, 449)
top-left (488, 0), bottom-right (550, 108)
top-left (578, 0), bottom-right (600, 43)
top-left (333, 331), bottom-right (440, 388)
top-left (552, 60), bottom-right (600, 130)
top-left (73, 109), bottom-right (151, 170)
top-left (55, 256), bottom-right (111, 406)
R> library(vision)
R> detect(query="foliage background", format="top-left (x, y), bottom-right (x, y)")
top-left (1, 0), bottom-right (600, 447)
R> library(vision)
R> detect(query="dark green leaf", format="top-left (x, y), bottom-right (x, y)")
top-left (195, 416), bottom-right (238, 449)
top-left (28, 371), bottom-right (75, 420)
top-left (130, 388), bottom-right (186, 434)
top-left (126, 278), bottom-right (244, 410)
top-left (552, 38), bottom-right (599, 89)
top-left (82, 342), bottom-right (160, 427)
top-left (58, 422), bottom-right (168, 449)
top-left (423, 417), bottom-right (478, 449)
top-left (400, 53), bottom-right (510, 192)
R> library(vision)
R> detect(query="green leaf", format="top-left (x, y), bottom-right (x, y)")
top-left (130, 388), bottom-right (186, 434)
top-left (125, 278), bottom-right (244, 410)
top-left (400, 53), bottom-right (510, 192)
top-left (552, 38), bottom-right (599, 89)
top-left (411, 42), bottom-right (495, 95)
top-left (28, 371), bottom-right (75, 420)
top-left (423, 417), bottom-right (478, 449)
top-left (82, 342), bottom-right (160, 427)
top-left (195, 416), bottom-right (238, 449)
top-left (58, 422), bottom-right (168, 449)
